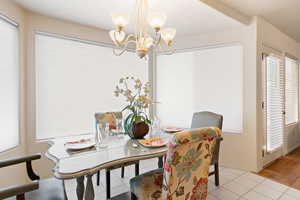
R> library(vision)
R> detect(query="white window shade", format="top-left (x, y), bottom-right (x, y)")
top-left (36, 33), bottom-right (148, 139)
top-left (156, 45), bottom-right (243, 133)
top-left (285, 57), bottom-right (299, 125)
top-left (0, 17), bottom-right (19, 152)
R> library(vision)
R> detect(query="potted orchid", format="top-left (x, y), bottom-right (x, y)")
top-left (114, 77), bottom-right (152, 139)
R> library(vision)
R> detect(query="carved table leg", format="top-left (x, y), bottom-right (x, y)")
top-left (85, 174), bottom-right (95, 200)
top-left (76, 176), bottom-right (85, 200)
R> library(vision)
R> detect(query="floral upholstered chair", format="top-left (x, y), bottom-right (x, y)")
top-left (130, 127), bottom-right (221, 200)
top-left (191, 111), bottom-right (223, 186)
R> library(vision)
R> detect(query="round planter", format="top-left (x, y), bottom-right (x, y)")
top-left (124, 114), bottom-right (149, 139)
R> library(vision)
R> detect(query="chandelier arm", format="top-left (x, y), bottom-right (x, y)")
top-left (163, 43), bottom-right (176, 55)
top-left (153, 32), bottom-right (162, 48)
top-left (158, 42), bottom-right (164, 52)
top-left (157, 40), bottom-right (175, 55)
top-left (112, 39), bottom-right (137, 56)
top-left (124, 34), bottom-right (137, 44)
top-left (113, 48), bottom-right (127, 56)
top-left (113, 32), bottom-right (136, 47)
top-left (113, 31), bottom-right (123, 47)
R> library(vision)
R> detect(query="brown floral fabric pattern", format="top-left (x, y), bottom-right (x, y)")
top-left (130, 127), bottom-right (221, 200)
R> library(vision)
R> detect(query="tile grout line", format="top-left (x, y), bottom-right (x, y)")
top-left (231, 178), bottom-right (266, 199)
top-left (209, 171), bottom-right (249, 199)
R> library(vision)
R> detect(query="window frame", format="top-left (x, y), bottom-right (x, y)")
top-left (155, 43), bottom-right (244, 134)
top-left (0, 14), bottom-right (21, 153)
top-left (34, 31), bottom-right (149, 140)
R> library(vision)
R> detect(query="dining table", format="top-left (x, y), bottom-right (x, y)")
top-left (46, 132), bottom-right (172, 200)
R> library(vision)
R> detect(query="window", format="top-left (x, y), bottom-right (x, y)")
top-left (156, 45), bottom-right (243, 133)
top-left (0, 16), bottom-right (19, 152)
top-left (36, 33), bottom-right (148, 139)
top-left (263, 55), bottom-right (284, 152)
top-left (285, 57), bottom-right (299, 125)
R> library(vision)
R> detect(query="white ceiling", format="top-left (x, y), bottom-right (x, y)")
top-left (14, 0), bottom-right (244, 36)
top-left (219, 0), bottom-right (300, 42)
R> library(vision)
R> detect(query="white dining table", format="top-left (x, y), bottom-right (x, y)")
top-left (46, 133), bottom-right (171, 200)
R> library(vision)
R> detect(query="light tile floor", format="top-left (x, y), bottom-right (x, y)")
top-left (65, 158), bottom-right (300, 200)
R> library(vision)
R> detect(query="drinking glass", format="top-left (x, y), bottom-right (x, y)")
top-left (152, 116), bottom-right (161, 138)
top-left (95, 121), bottom-right (102, 148)
top-left (95, 129), bottom-right (101, 148)
top-left (99, 123), bottom-right (109, 148)
top-left (116, 118), bottom-right (123, 137)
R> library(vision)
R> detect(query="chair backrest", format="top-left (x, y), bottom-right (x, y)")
top-left (163, 128), bottom-right (221, 199)
top-left (95, 112), bottom-right (122, 130)
top-left (191, 111), bottom-right (223, 130)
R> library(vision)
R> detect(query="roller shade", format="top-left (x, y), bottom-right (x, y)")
top-left (35, 33), bottom-right (148, 139)
top-left (0, 16), bottom-right (19, 152)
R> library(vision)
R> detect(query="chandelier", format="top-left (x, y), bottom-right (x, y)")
top-left (109, 0), bottom-right (176, 59)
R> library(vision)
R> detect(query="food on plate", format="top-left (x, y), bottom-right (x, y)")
top-left (65, 138), bottom-right (91, 145)
top-left (138, 137), bottom-right (166, 146)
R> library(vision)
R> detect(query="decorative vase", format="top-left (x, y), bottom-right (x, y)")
top-left (132, 121), bottom-right (149, 139)
top-left (124, 114), bottom-right (149, 139)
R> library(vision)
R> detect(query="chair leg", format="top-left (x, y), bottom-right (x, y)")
top-left (97, 170), bottom-right (100, 186)
top-left (135, 162), bottom-right (139, 176)
top-left (158, 156), bottom-right (163, 168)
top-left (131, 192), bottom-right (138, 200)
top-left (63, 180), bottom-right (68, 200)
top-left (106, 170), bottom-right (111, 200)
top-left (121, 166), bottom-right (125, 178)
top-left (16, 194), bottom-right (25, 200)
top-left (214, 163), bottom-right (220, 186)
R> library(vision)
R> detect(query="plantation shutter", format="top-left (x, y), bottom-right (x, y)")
top-left (285, 57), bottom-right (299, 125)
top-left (264, 55), bottom-right (284, 152)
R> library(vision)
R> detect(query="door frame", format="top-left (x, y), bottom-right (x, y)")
top-left (261, 46), bottom-right (285, 166)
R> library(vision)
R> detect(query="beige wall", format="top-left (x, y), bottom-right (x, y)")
top-left (173, 20), bottom-right (259, 172)
top-left (0, 0), bottom-right (28, 187)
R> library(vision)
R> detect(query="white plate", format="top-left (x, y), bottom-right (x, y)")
top-left (138, 138), bottom-right (168, 148)
top-left (64, 140), bottom-right (95, 150)
top-left (164, 127), bottom-right (183, 133)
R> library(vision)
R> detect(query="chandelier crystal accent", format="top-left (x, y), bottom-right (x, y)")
top-left (109, 0), bottom-right (176, 59)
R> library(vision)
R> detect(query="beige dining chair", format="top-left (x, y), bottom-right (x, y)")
top-left (130, 128), bottom-right (221, 200)
top-left (0, 154), bottom-right (67, 200)
top-left (191, 111), bottom-right (223, 186)
top-left (94, 112), bottom-right (140, 199)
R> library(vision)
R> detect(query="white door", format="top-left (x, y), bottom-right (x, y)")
top-left (262, 53), bottom-right (284, 165)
